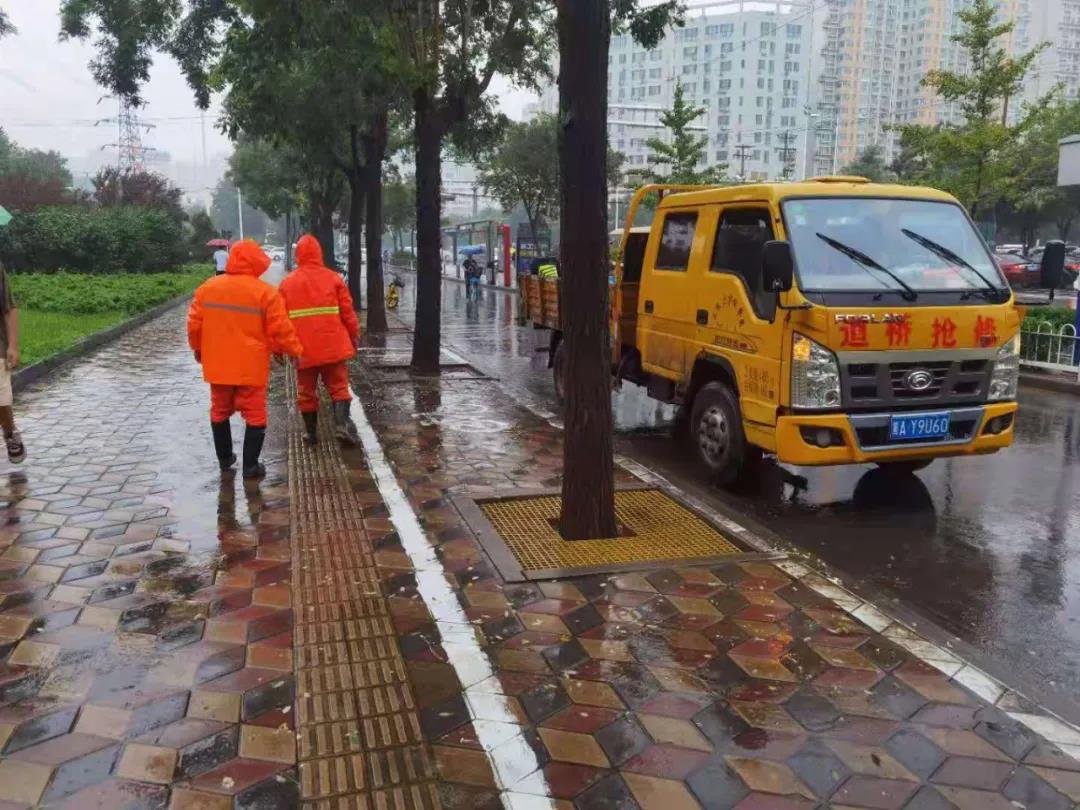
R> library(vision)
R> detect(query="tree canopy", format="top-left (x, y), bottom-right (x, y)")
top-left (841, 145), bottom-right (893, 183)
top-left (892, 0), bottom-right (1048, 219)
top-left (92, 167), bottom-right (186, 222)
top-left (0, 130), bottom-right (74, 212)
top-left (634, 83), bottom-right (728, 186)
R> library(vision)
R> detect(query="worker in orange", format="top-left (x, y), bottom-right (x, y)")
top-left (187, 239), bottom-right (303, 478)
top-left (278, 234), bottom-right (361, 445)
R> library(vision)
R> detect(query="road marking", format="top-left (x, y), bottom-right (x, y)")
top-left (350, 393), bottom-right (556, 808)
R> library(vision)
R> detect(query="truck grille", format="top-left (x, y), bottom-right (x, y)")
top-left (842, 358), bottom-right (990, 409)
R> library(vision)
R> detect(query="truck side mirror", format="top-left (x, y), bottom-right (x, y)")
top-left (762, 240), bottom-right (794, 292)
top-left (1041, 240), bottom-right (1066, 290)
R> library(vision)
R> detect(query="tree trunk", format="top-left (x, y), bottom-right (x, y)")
top-left (285, 211), bottom-right (293, 271)
top-left (556, 0), bottom-right (617, 540)
top-left (346, 124), bottom-right (365, 310)
top-left (347, 173), bottom-right (365, 310)
top-left (364, 110), bottom-right (389, 333)
top-left (310, 182), bottom-right (337, 268)
top-left (411, 88), bottom-right (443, 373)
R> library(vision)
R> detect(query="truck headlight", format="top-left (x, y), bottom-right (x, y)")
top-left (791, 333), bottom-right (841, 409)
top-left (988, 335), bottom-right (1019, 401)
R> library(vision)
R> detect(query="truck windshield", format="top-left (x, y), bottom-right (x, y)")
top-left (782, 197), bottom-right (1008, 294)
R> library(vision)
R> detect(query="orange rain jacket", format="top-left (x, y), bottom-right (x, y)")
top-left (187, 240), bottom-right (303, 386)
top-left (278, 235), bottom-right (360, 369)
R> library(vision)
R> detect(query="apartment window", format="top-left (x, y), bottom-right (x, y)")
top-left (719, 79), bottom-right (732, 90)
top-left (676, 28), bottom-right (699, 41)
top-left (756, 96), bottom-right (764, 107)
top-left (754, 132), bottom-right (762, 144)
top-left (788, 24), bottom-right (802, 38)
top-left (631, 87), bottom-right (645, 99)
top-left (757, 77), bottom-right (765, 89)
top-left (632, 69), bottom-right (645, 80)
top-left (716, 150), bottom-right (728, 161)
top-left (633, 52), bottom-right (646, 64)
top-left (682, 64), bottom-right (698, 75)
top-left (648, 85), bottom-right (661, 96)
top-left (755, 114), bottom-right (763, 125)
top-left (619, 54), bottom-right (627, 64)
top-left (718, 97), bottom-right (732, 109)
top-left (650, 50), bottom-right (663, 61)
top-left (683, 82), bottom-right (697, 94)
top-left (683, 47), bottom-right (698, 59)
top-left (753, 150), bottom-right (761, 160)
top-left (719, 23), bottom-right (734, 37)
top-left (720, 60), bottom-right (733, 72)
top-left (758, 59), bottom-right (766, 71)
top-left (705, 24), bottom-right (719, 37)
top-left (717, 114), bottom-right (730, 126)
top-left (760, 22), bottom-right (776, 36)
top-left (721, 42), bottom-right (734, 54)
top-left (649, 68), bottom-right (661, 78)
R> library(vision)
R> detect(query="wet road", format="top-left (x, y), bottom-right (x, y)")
top-left (391, 273), bottom-right (1080, 724)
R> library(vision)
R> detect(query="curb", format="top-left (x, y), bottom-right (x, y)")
top-left (13, 293), bottom-right (192, 393)
top-left (1020, 369), bottom-right (1080, 395)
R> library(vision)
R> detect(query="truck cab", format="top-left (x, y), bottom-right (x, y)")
top-left (527, 178), bottom-right (1026, 486)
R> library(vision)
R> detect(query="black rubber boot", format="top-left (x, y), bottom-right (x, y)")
top-left (302, 412), bottom-right (318, 445)
top-left (211, 421), bottom-right (236, 471)
top-left (242, 425), bottom-right (266, 479)
top-left (333, 401), bottom-right (361, 446)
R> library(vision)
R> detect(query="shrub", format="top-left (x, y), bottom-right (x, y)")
top-left (0, 205), bottom-right (186, 274)
top-left (1023, 306), bottom-right (1076, 330)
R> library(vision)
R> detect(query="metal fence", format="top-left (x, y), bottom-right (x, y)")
top-left (1020, 320), bottom-right (1080, 380)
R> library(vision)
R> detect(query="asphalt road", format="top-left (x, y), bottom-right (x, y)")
top-left (389, 274), bottom-right (1080, 724)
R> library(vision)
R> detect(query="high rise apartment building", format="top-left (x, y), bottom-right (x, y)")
top-left (535, 1), bottom-right (819, 182)
top-left (814, 0), bottom-right (1080, 175)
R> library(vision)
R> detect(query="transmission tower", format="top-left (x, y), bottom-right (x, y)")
top-left (99, 101), bottom-right (157, 172)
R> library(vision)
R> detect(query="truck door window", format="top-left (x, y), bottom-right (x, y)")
top-left (711, 208), bottom-right (774, 313)
top-left (622, 233), bottom-right (648, 283)
top-left (655, 212), bottom-right (698, 271)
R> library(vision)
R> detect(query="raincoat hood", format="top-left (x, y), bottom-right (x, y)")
top-left (226, 239), bottom-right (272, 277)
top-left (296, 235), bottom-right (325, 268)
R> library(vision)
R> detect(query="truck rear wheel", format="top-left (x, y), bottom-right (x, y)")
top-left (875, 459), bottom-right (933, 474)
top-left (689, 382), bottom-right (760, 487)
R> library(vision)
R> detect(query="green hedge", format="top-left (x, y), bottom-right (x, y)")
top-left (12, 268), bottom-right (212, 315)
top-left (1023, 306), bottom-right (1076, 330)
top-left (0, 205), bottom-right (185, 274)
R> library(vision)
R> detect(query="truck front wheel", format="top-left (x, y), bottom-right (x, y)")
top-left (690, 382), bottom-right (760, 486)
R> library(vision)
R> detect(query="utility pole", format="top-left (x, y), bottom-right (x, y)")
top-left (237, 187), bottom-right (245, 240)
top-left (734, 143), bottom-right (753, 180)
top-left (777, 131), bottom-right (797, 180)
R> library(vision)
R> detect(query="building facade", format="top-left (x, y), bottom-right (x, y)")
top-left (536, 0), bottom-right (819, 183)
top-left (814, 0), bottom-right (1080, 175)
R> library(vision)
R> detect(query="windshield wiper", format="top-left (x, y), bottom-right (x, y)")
top-left (815, 233), bottom-right (918, 301)
top-left (900, 228), bottom-right (1007, 303)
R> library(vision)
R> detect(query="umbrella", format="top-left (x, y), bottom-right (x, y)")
top-left (459, 245), bottom-right (487, 256)
top-left (0, 206), bottom-right (11, 228)
top-left (206, 238), bottom-right (231, 248)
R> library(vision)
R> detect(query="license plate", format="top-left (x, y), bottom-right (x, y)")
top-left (889, 412), bottom-right (950, 441)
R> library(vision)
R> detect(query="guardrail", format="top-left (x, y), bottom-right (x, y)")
top-left (1020, 320), bottom-right (1080, 381)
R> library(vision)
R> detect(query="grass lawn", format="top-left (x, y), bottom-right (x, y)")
top-left (11, 265), bottom-right (212, 367)
top-left (19, 310), bottom-right (128, 366)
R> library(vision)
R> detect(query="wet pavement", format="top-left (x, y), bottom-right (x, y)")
top-left (0, 277), bottom-right (1079, 808)
top-left (0, 305), bottom-right (298, 808)
top-left (343, 319), bottom-right (1080, 809)
top-left (389, 272), bottom-right (1080, 727)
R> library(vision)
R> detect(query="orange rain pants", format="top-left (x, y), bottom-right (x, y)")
top-left (210, 384), bottom-right (268, 427)
top-left (296, 363), bottom-right (351, 414)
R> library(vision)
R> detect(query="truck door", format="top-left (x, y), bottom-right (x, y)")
top-left (639, 207), bottom-right (711, 378)
top-left (696, 205), bottom-right (783, 426)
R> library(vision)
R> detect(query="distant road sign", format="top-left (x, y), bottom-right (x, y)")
top-left (1060, 135), bottom-right (1080, 186)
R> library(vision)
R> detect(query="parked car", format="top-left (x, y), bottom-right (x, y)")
top-left (995, 252), bottom-right (1039, 288)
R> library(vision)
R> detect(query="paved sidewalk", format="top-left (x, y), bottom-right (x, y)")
top-left (338, 328), bottom-right (1080, 810)
top-left (0, 306), bottom-right (298, 809)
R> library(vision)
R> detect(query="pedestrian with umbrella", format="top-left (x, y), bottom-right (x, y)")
top-left (208, 238), bottom-right (230, 276)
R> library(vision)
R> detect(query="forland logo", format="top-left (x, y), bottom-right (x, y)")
top-left (834, 313), bottom-right (908, 323)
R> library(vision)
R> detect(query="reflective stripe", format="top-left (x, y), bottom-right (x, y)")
top-left (289, 306), bottom-right (340, 319)
top-left (538, 265), bottom-right (558, 279)
top-left (203, 301), bottom-right (263, 316)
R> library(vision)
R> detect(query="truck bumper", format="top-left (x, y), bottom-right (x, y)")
top-left (773, 402), bottom-right (1018, 466)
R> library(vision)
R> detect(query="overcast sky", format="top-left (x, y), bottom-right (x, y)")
top-left (1, 5), bottom-right (535, 171)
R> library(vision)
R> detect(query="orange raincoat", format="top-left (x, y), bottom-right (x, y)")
top-left (187, 240), bottom-right (302, 387)
top-left (278, 235), bottom-right (360, 369)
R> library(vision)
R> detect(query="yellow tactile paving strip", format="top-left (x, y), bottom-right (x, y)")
top-left (287, 370), bottom-right (441, 810)
top-left (479, 488), bottom-right (742, 572)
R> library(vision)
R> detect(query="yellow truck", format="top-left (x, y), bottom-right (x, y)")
top-left (520, 178), bottom-right (1040, 485)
